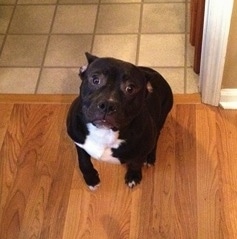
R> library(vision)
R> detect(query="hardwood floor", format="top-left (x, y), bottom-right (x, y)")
top-left (0, 94), bottom-right (237, 239)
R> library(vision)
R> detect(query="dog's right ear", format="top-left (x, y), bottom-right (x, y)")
top-left (79, 53), bottom-right (99, 79)
top-left (79, 65), bottom-right (87, 76)
top-left (85, 52), bottom-right (98, 64)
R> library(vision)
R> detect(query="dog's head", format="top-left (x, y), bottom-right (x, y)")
top-left (79, 53), bottom-right (149, 131)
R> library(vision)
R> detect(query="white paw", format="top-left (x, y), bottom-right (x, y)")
top-left (88, 184), bottom-right (100, 191)
top-left (128, 181), bottom-right (136, 188)
top-left (143, 162), bottom-right (153, 167)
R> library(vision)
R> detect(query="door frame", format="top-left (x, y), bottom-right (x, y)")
top-left (199, 0), bottom-right (234, 106)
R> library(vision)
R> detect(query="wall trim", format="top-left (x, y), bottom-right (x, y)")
top-left (199, 0), bottom-right (234, 106)
top-left (219, 89), bottom-right (237, 109)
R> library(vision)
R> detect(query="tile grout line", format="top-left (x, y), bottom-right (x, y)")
top-left (0, 0), bottom-right (18, 57)
top-left (4, 32), bottom-right (186, 36)
top-left (90, 0), bottom-right (102, 55)
top-left (184, 0), bottom-right (189, 93)
top-left (34, 0), bottom-right (59, 94)
top-left (0, 65), bottom-right (187, 69)
top-left (135, 0), bottom-right (144, 66)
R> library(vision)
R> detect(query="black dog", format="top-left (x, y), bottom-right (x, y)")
top-left (67, 53), bottom-right (173, 190)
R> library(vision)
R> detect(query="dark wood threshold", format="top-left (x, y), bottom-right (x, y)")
top-left (0, 93), bottom-right (201, 104)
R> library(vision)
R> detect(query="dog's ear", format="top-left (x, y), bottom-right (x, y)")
top-left (79, 65), bottom-right (87, 78)
top-left (85, 52), bottom-right (98, 64)
top-left (79, 53), bottom-right (98, 79)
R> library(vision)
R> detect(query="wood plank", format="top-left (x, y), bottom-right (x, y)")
top-left (62, 168), bottom-right (92, 239)
top-left (0, 104), bottom-right (33, 238)
top-left (35, 105), bottom-right (74, 239)
top-left (174, 104), bottom-right (198, 238)
top-left (0, 104), bottom-right (14, 149)
top-left (217, 109), bottom-right (237, 238)
top-left (196, 105), bottom-right (221, 238)
top-left (133, 167), bottom-right (154, 238)
top-left (63, 157), bottom-right (132, 238)
top-left (150, 108), bottom-right (176, 238)
top-left (89, 163), bottom-right (131, 239)
top-left (128, 185), bottom-right (142, 239)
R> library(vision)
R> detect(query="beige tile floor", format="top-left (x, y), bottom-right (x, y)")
top-left (0, 0), bottom-right (199, 94)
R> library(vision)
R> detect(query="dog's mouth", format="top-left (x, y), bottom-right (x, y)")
top-left (92, 119), bottom-right (118, 131)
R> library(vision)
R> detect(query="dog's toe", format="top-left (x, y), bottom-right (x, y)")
top-left (83, 170), bottom-right (100, 189)
top-left (88, 183), bottom-right (100, 191)
top-left (127, 180), bottom-right (137, 188)
top-left (125, 169), bottom-right (142, 188)
top-left (143, 162), bottom-right (154, 168)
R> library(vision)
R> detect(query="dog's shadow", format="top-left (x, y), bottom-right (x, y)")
top-left (101, 215), bottom-right (124, 239)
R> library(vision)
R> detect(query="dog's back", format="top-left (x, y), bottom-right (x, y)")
top-left (139, 66), bottom-right (173, 132)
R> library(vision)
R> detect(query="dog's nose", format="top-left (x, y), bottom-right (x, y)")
top-left (97, 100), bottom-right (117, 114)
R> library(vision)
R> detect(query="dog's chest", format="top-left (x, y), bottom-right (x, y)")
top-left (74, 123), bottom-right (124, 164)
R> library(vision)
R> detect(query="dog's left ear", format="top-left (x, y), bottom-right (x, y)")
top-left (146, 81), bottom-right (153, 94)
top-left (85, 52), bottom-right (98, 64)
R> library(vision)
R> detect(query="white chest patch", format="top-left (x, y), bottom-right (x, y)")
top-left (74, 123), bottom-right (124, 164)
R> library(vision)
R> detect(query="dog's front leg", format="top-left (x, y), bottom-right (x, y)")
top-left (125, 161), bottom-right (143, 188)
top-left (76, 145), bottom-right (100, 190)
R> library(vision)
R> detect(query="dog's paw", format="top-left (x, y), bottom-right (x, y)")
top-left (143, 161), bottom-right (154, 168)
top-left (146, 152), bottom-right (156, 166)
top-left (125, 170), bottom-right (142, 188)
top-left (127, 180), bottom-right (137, 188)
top-left (88, 183), bottom-right (100, 191)
top-left (83, 170), bottom-right (100, 190)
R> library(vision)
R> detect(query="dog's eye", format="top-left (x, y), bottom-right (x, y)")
top-left (125, 84), bottom-right (135, 94)
top-left (91, 76), bottom-right (100, 85)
